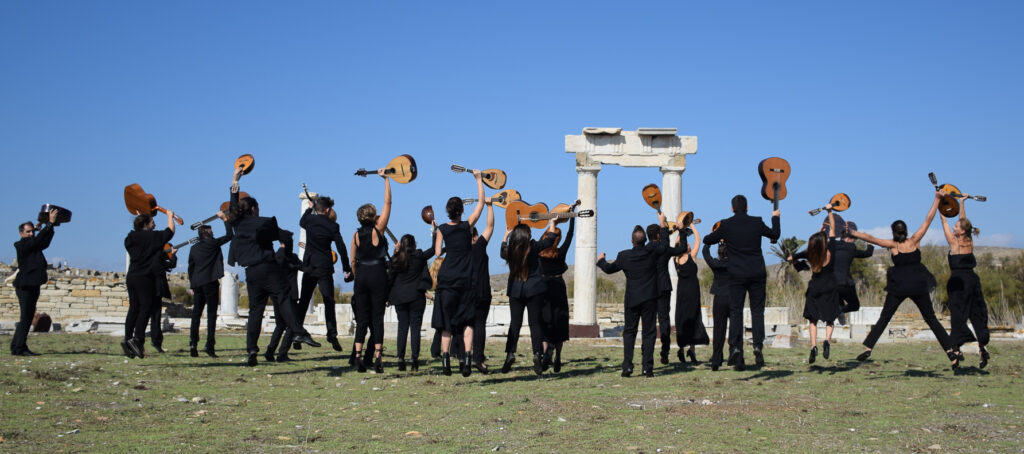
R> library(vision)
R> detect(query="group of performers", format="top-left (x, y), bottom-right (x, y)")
top-left (10, 163), bottom-right (992, 377)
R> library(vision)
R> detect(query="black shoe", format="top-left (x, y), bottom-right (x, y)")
top-left (552, 357), bottom-right (561, 374)
top-left (120, 340), bottom-right (134, 358)
top-left (15, 349), bottom-right (40, 356)
top-left (293, 334), bottom-right (321, 348)
top-left (204, 347), bottom-right (218, 358)
top-left (677, 350), bottom-right (685, 364)
top-left (441, 353), bottom-right (452, 376)
top-left (947, 350), bottom-right (960, 370)
top-left (710, 361), bottom-right (721, 371)
top-left (264, 351), bottom-right (275, 363)
top-left (276, 354), bottom-right (291, 362)
top-left (808, 346), bottom-right (817, 364)
top-left (501, 353), bottom-right (515, 373)
top-left (642, 368), bottom-right (654, 378)
top-left (727, 350), bottom-right (737, 366)
top-left (533, 353), bottom-right (544, 375)
top-left (411, 358), bottom-right (419, 372)
top-left (374, 352), bottom-right (384, 374)
top-left (661, 350), bottom-right (670, 365)
top-left (474, 361), bottom-right (489, 374)
top-left (152, 344), bottom-right (165, 354)
top-left (348, 351), bottom-right (357, 367)
top-left (462, 352), bottom-right (473, 377)
top-left (621, 365), bottom-right (633, 377)
top-left (856, 350), bottom-right (871, 362)
top-left (753, 349), bottom-right (764, 367)
top-left (398, 358), bottom-right (407, 372)
top-left (293, 342), bottom-right (302, 350)
top-left (190, 345), bottom-right (199, 357)
top-left (980, 347), bottom-right (990, 370)
top-left (729, 350), bottom-right (743, 371)
top-left (356, 353), bottom-right (367, 373)
top-left (328, 338), bottom-right (343, 352)
top-left (542, 348), bottom-right (553, 372)
top-left (247, 352), bottom-right (258, 367)
top-left (687, 347), bottom-right (699, 364)
top-left (127, 339), bottom-right (144, 359)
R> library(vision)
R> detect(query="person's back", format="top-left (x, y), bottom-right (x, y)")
top-left (717, 212), bottom-right (774, 279)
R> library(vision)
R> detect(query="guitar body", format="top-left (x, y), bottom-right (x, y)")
top-left (235, 154), bottom-right (255, 176)
top-left (938, 183), bottom-right (962, 218)
top-left (758, 157), bottom-right (791, 203)
top-left (506, 201), bottom-right (550, 229)
top-left (385, 154), bottom-right (418, 184)
top-left (642, 184), bottom-right (662, 212)
top-left (491, 189), bottom-right (521, 208)
top-left (482, 169), bottom-right (507, 190)
top-left (549, 203), bottom-right (574, 225)
top-left (421, 205), bottom-right (435, 225)
top-left (38, 204), bottom-right (72, 226)
top-left (667, 211), bottom-right (695, 232)
top-left (830, 193), bottom-right (851, 212)
top-left (124, 184), bottom-right (158, 216)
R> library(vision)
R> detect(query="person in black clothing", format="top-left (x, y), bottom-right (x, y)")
top-left (123, 210), bottom-right (175, 359)
top-left (11, 209), bottom-right (59, 356)
top-left (789, 211), bottom-right (840, 364)
top-left (433, 171), bottom-right (485, 376)
top-left (296, 196), bottom-right (352, 352)
top-left (501, 221), bottom-right (558, 375)
top-left (644, 223), bottom-right (688, 365)
top-left (940, 196), bottom-right (990, 369)
top-left (596, 213), bottom-right (669, 377)
top-left (469, 200), bottom-right (496, 373)
top-left (188, 222), bottom-right (232, 358)
top-left (350, 169), bottom-right (393, 373)
top-left (702, 232), bottom-right (731, 371)
top-left (227, 170), bottom-right (320, 367)
top-left (539, 216), bottom-right (574, 372)
top-left (148, 248), bottom-right (177, 353)
top-left (673, 224), bottom-right (709, 364)
top-left (265, 241), bottom-right (303, 362)
top-left (388, 232), bottom-right (436, 372)
top-left (702, 195), bottom-right (780, 371)
top-left (828, 220), bottom-right (874, 325)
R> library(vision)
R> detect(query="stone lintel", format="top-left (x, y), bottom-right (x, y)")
top-left (637, 127), bottom-right (678, 135)
top-left (582, 127), bottom-right (622, 135)
top-left (565, 130), bottom-right (697, 163)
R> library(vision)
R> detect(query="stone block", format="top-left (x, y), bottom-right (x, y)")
top-left (71, 289), bottom-right (101, 297)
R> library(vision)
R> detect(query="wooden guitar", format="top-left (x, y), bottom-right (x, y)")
top-left (124, 183), bottom-right (184, 225)
top-left (506, 200), bottom-right (594, 229)
top-left (355, 154), bottom-right (418, 184)
top-left (450, 165), bottom-right (507, 190)
top-left (808, 193), bottom-right (851, 216)
top-left (462, 189), bottom-right (522, 209)
top-left (928, 173), bottom-right (987, 218)
top-left (163, 237), bottom-right (198, 259)
top-left (191, 192), bottom-right (249, 230)
top-left (298, 241), bottom-right (338, 264)
top-left (667, 211), bottom-right (701, 232)
top-left (642, 184), bottom-right (662, 212)
top-left (36, 204), bottom-right (72, 228)
top-left (549, 200), bottom-right (582, 225)
top-left (758, 157), bottom-right (790, 244)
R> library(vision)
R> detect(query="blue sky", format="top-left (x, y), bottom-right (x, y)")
top-left (2, 1), bottom-right (1021, 286)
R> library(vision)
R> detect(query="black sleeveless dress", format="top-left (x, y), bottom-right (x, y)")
top-left (353, 226), bottom-right (389, 344)
top-left (947, 252), bottom-right (988, 346)
top-left (432, 221), bottom-right (475, 332)
top-left (674, 257), bottom-right (709, 345)
top-left (885, 249), bottom-right (936, 297)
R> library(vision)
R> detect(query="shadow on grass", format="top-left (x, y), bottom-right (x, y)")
top-left (953, 366), bottom-right (990, 376)
top-left (737, 369), bottom-right (794, 381)
top-left (808, 360), bottom-right (864, 375)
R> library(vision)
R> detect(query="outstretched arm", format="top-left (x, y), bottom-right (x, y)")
top-left (466, 170), bottom-right (485, 226)
top-left (481, 200), bottom-right (495, 242)
top-left (689, 225), bottom-right (701, 259)
top-left (849, 230), bottom-right (897, 249)
top-left (434, 227), bottom-right (444, 258)
top-left (910, 191), bottom-right (942, 245)
top-left (375, 170), bottom-right (392, 232)
top-left (349, 232), bottom-right (359, 276)
top-left (596, 252), bottom-right (621, 274)
top-left (940, 214), bottom-right (955, 247)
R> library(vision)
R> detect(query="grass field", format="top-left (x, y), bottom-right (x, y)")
top-left (1, 333), bottom-right (1022, 453)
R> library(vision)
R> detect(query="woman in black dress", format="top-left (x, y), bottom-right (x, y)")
top-left (349, 170), bottom-right (392, 373)
top-left (539, 216), bottom-right (574, 372)
top-left (432, 170), bottom-right (485, 376)
top-left (789, 211), bottom-right (840, 364)
top-left (123, 211), bottom-right (175, 359)
top-left (389, 233), bottom-right (435, 372)
top-left (850, 191), bottom-right (957, 369)
top-left (469, 200), bottom-right (496, 373)
top-left (501, 221), bottom-right (558, 375)
top-left (674, 224), bottom-right (709, 364)
top-left (940, 195), bottom-right (990, 369)
top-left (702, 223), bottom-right (731, 371)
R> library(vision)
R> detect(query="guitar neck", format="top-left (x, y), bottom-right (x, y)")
top-left (191, 214), bottom-right (219, 230)
top-left (528, 212), bottom-right (580, 221)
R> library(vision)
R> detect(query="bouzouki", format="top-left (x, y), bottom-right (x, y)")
top-left (191, 192), bottom-right (249, 230)
top-left (163, 237), bottom-right (198, 259)
top-left (298, 241), bottom-right (338, 264)
top-left (450, 165), bottom-right (507, 190)
top-left (928, 173), bottom-right (987, 218)
top-left (355, 154), bottom-right (418, 184)
top-left (758, 157), bottom-right (790, 244)
top-left (808, 193), bottom-right (851, 216)
top-left (124, 183), bottom-right (184, 225)
top-left (506, 200), bottom-right (594, 229)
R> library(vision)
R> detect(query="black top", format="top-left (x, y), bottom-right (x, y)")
top-left (948, 252), bottom-right (977, 272)
top-left (702, 243), bottom-right (730, 296)
top-left (13, 223), bottom-right (54, 287)
top-left (832, 239), bottom-right (873, 286)
top-left (501, 234), bottom-right (557, 299)
top-left (886, 249), bottom-right (936, 296)
top-left (355, 226), bottom-right (388, 266)
top-left (125, 228), bottom-right (174, 278)
top-left (655, 237), bottom-right (688, 295)
top-left (596, 226), bottom-right (669, 307)
top-left (300, 208), bottom-right (352, 276)
top-left (793, 241), bottom-right (838, 296)
top-left (702, 212), bottom-right (780, 280)
top-left (227, 188), bottom-right (292, 267)
top-left (538, 218), bottom-right (575, 277)
top-left (470, 237), bottom-right (492, 303)
top-left (156, 253), bottom-right (178, 299)
top-left (188, 231), bottom-right (232, 288)
top-left (388, 248), bottom-right (435, 305)
top-left (437, 222), bottom-right (472, 289)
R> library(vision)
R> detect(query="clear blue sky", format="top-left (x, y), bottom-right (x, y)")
top-left (2, 1), bottom-right (1021, 287)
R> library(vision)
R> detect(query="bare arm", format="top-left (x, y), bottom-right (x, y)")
top-left (827, 210), bottom-right (836, 238)
top-left (909, 191), bottom-right (941, 245)
top-left (689, 225), bottom-right (701, 259)
top-left (166, 209), bottom-right (176, 234)
top-left (374, 170), bottom-right (392, 232)
top-left (481, 200), bottom-right (495, 242)
top-left (434, 226), bottom-right (444, 258)
top-left (849, 230), bottom-right (898, 249)
top-left (940, 215), bottom-right (956, 248)
top-left (349, 232), bottom-right (358, 276)
top-left (466, 170), bottom-right (485, 226)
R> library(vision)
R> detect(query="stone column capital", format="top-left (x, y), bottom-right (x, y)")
top-left (660, 166), bottom-right (686, 174)
top-left (576, 164), bottom-right (602, 174)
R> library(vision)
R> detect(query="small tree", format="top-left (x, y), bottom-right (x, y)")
top-left (768, 236), bottom-right (805, 285)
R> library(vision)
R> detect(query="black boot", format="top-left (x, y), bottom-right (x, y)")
top-left (501, 353), bottom-right (516, 373)
top-left (533, 352), bottom-right (544, 375)
top-left (808, 346), bottom-right (817, 364)
top-left (660, 349), bottom-right (670, 365)
top-left (753, 348), bottom-right (765, 368)
top-left (264, 351), bottom-right (275, 363)
top-left (247, 351), bottom-right (258, 367)
top-left (687, 347), bottom-right (699, 364)
top-left (552, 347), bottom-right (562, 373)
top-left (542, 347), bottom-right (553, 372)
top-left (822, 341), bottom-right (830, 360)
top-left (462, 352), bottom-right (472, 377)
top-left (356, 352), bottom-right (367, 373)
top-left (398, 358), bottom-right (407, 372)
top-left (204, 345), bottom-right (218, 358)
top-left (980, 347), bottom-right (990, 369)
top-left (442, 353), bottom-right (452, 376)
top-left (328, 338), bottom-right (343, 352)
top-left (411, 358), bottom-right (420, 372)
top-left (189, 344), bottom-right (199, 358)
top-left (374, 350), bottom-right (384, 374)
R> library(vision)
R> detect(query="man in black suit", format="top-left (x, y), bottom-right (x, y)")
top-left (187, 221), bottom-right (232, 358)
top-left (596, 212), bottom-right (668, 377)
top-left (646, 224), bottom-right (688, 364)
top-left (11, 209), bottom-right (59, 356)
top-left (227, 170), bottom-right (320, 366)
top-left (702, 195), bottom-right (780, 370)
top-left (295, 196), bottom-right (352, 352)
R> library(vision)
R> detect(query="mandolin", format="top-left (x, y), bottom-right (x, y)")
top-left (758, 157), bottom-right (790, 244)
top-left (191, 192), bottom-right (249, 230)
top-left (355, 154), bottom-right (418, 184)
top-left (712, 221), bottom-right (722, 232)
top-left (642, 184), bottom-right (662, 212)
top-left (450, 165), bottom-right (507, 190)
top-left (808, 193), bottom-right (851, 216)
top-left (163, 237), bottom-right (198, 259)
top-left (235, 154), bottom-right (255, 177)
top-left (928, 173), bottom-right (987, 218)
top-left (462, 189), bottom-right (522, 209)
top-left (298, 241), bottom-right (338, 264)
top-left (667, 211), bottom-right (701, 233)
top-left (421, 205), bottom-right (435, 225)
top-left (124, 183), bottom-right (184, 225)
top-left (506, 200), bottom-right (594, 229)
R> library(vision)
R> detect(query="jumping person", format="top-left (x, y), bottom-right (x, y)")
top-left (702, 228), bottom-right (731, 371)
top-left (790, 211), bottom-right (840, 365)
top-left (829, 220), bottom-right (873, 325)
top-left (433, 170), bottom-right (485, 376)
top-left (265, 240), bottom-right (303, 362)
top-left (350, 169), bottom-right (393, 373)
top-left (849, 191), bottom-right (957, 369)
top-left (149, 247), bottom-right (177, 353)
top-left (596, 213), bottom-right (669, 377)
top-left (388, 233), bottom-right (435, 372)
top-left (296, 196), bottom-right (352, 352)
top-left (502, 219), bottom-right (558, 375)
top-left (940, 195), bottom-right (990, 369)
top-left (11, 208), bottom-right (60, 356)
top-left (123, 210), bottom-right (175, 359)
top-left (702, 195), bottom-right (780, 371)
top-left (673, 224), bottom-right (708, 364)
top-left (539, 215), bottom-right (574, 373)
top-left (469, 199), bottom-right (496, 373)
top-left (187, 221), bottom-right (232, 358)
top-left (646, 223), bottom-right (688, 365)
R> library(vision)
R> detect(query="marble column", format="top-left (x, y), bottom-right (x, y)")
top-left (660, 166), bottom-right (685, 326)
top-left (571, 165), bottom-right (601, 337)
top-left (219, 269), bottom-right (239, 316)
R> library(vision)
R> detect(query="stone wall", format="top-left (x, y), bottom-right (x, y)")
top-left (0, 263), bottom-right (134, 323)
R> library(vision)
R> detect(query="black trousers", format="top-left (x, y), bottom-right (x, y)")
top-left (948, 272), bottom-right (990, 348)
top-left (149, 294), bottom-right (164, 347)
top-left (12, 285), bottom-right (40, 354)
top-left (710, 293), bottom-right (731, 365)
top-left (505, 294), bottom-right (547, 355)
top-left (863, 292), bottom-right (952, 350)
top-left (656, 292), bottom-right (672, 354)
top-left (727, 277), bottom-right (767, 352)
top-left (353, 265), bottom-right (388, 347)
top-left (472, 297), bottom-right (491, 363)
top-left (395, 296), bottom-right (427, 360)
top-left (623, 299), bottom-right (657, 371)
top-left (244, 261), bottom-right (305, 354)
top-left (126, 275), bottom-right (159, 345)
top-left (298, 272), bottom-right (338, 339)
top-left (189, 282), bottom-right (219, 348)
top-left (837, 285), bottom-right (861, 313)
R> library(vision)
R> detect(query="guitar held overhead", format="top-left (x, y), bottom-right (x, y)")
top-left (355, 154), bottom-right (418, 184)
top-left (808, 193), bottom-right (851, 216)
top-left (642, 184), bottom-right (662, 212)
top-left (124, 183), bottom-right (183, 225)
top-left (235, 154), bottom-right (255, 177)
top-left (191, 192), bottom-right (249, 230)
top-left (505, 200), bottom-right (594, 229)
top-left (757, 157), bottom-right (790, 244)
top-left (450, 165), bottom-right (507, 190)
top-left (163, 237), bottom-right (198, 259)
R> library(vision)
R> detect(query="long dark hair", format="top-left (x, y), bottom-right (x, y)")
top-left (445, 197), bottom-right (463, 221)
top-left (891, 220), bottom-right (908, 243)
top-left (807, 231), bottom-right (828, 273)
top-left (391, 234), bottom-right (416, 273)
top-left (233, 196), bottom-right (258, 220)
top-left (538, 228), bottom-right (561, 259)
top-left (506, 224), bottom-right (532, 281)
top-left (133, 214), bottom-right (152, 232)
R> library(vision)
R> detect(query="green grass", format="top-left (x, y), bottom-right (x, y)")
top-left (1, 334), bottom-right (1022, 453)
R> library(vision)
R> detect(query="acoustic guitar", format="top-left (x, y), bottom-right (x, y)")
top-left (712, 221), bottom-right (722, 232)
top-left (298, 241), bottom-right (338, 264)
top-left (550, 200), bottom-right (582, 225)
top-left (36, 204), bottom-right (72, 228)
top-left (642, 184), bottom-right (662, 212)
top-left (124, 183), bottom-right (184, 225)
top-left (163, 237), bottom-right (198, 259)
top-left (355, 154), bottom-right (418, 184)
top-left (928, 173), bottom-right (987, 218)
top-left (808, 193), bottom-right (851, 216)
top-left (450, 165), bottom-right (507, 190)
top-left (758, 157), bottom-right (790, 244)
top-left (506, 200), bottom-right (594, 229)
top-left (462, 189), bottom-right (522, 209)
top-left (191, 192), bottom-right (249, 230)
